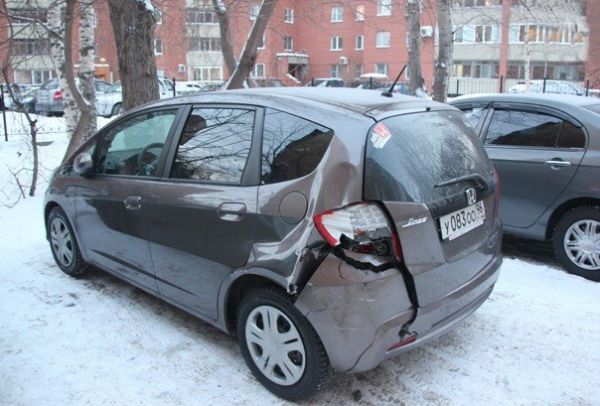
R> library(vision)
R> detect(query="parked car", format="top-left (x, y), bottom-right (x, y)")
top-left (10, 87), bottom-right (38, 113)
top-left (306, 78), bottom-right (345, 87)
top-left (174, 80), bottom-right (204, 96)
top-left (249, 78), bottom-right (286, 88)
top-left (98, 78), bottom-right (176, 117)
top-left (45, 88), bottom-right (502, 399)
top-left (508, 80), bottom-right (585, 96)
top-left (451, 93), bottom-right (600, 281)
top-left (35, 78), bottom-right (113, 116)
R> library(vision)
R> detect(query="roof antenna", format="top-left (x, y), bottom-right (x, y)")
top-left (381, 64), bottom-right (407, 98)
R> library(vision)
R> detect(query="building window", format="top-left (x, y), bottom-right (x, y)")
top-left (355, 64), bottom-right (363, 78)
top-left (331, 6), bottom-right (343, 22)
top-left (376, 31), bottom-right (390, 48)
top-left (188, 38), bottom-right (221, 52)
top-left (377, 0), bottom-right (392, 16)
top-left (508, 24), bottom-right (582, 45)
top-left (453, 60), bottom-right (499, 78)
top-left (154, 38), bottom-right (163, 55)
top-left (250, 4), bottom-right (260, 20)
top-left (455, 25), bottom-right (499, 43)
top-left (284, 36), bottom-right (293, 51)
top-left (355, 35), bottom-right (364, 50)
top-left (284, 8), bottom-right (294, 23)
top-left (460, 0), bottom-right (503, 6)
top-left (192, 66), bottom-right (223, 81)
top-left (254, 63), bottom-right (265, 78)
top-left (375, 63), bottom-right (388, 76)
top-left (331, 36), bottom-right (343, 51)
top-left (8, 8), bottom-right (47, 25)
top-left (330, 64), bottom-right (340, 78)
top-left (186, 8), bottom-right (217, 24)
top-left (355, 5), bottom-right (365, 21)
top-left (12, 39), bottom-right (49, 56)
top-left (258, 34), bottom-right (266, 49)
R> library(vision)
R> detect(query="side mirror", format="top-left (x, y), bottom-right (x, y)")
top-left (73, 152), bottom-right (94, 176)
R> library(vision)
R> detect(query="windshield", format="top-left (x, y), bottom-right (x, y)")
top-left (364, 110), bottom-right (493, 203)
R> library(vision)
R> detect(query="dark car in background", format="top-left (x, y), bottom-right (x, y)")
top-left (45, 88), bottom-right (501, 399)
top-left (451, 94), bottom-right (600, 281)
top-left (35, 78), bottom-right (113, 116)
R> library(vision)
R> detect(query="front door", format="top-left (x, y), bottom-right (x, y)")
top-left (147, 106), bottom-right (259, 319)
top-left (74, 107), bottom-right (182, 291)
top-left (482, 105), bottom-right (586, 228)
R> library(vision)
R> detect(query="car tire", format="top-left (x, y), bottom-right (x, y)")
top-left (111, 103), bottom-right (123, 117)
top-left (47, 207), bottom-right (88, 277)
top-left (553, 206), bottom-right (600, 282)
top-left (236, 286), bottom-right (330, 400)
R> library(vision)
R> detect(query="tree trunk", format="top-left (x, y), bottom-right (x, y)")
top-left (212, 0), bottom-right (236, 76)
top-left (47, 1), bottom-right (78, 136)
top-left (405, 0), bottom-right (422, 95)
top-left (78, 0), bottom-right (97, 139)
top-left (62, 0), bottom-right (95, 162)
top-left (108, 0), bottom-right (159, 111)
top-left (225, 0), bottom-right (277, 89)
top-left (432, 0), bottom-right (453, 102)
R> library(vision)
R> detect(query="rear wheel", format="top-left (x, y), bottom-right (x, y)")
top-left (553, 206), bottom-right (600, 281)
top-left (236, 287), bottom-right (330, 400)
top-left (47, 207), bottom-right (88, 276)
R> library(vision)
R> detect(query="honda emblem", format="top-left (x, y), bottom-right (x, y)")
top-left (465, 188), bottom-right (477, 205)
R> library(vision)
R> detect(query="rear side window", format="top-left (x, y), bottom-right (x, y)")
top-left (364, 111), bottom-right (493, 203)
top-left (261, 108), bottom-right (333, 184)
top-left (557, 121), bottom-right (585, 149)
top-left (461, 107), bottom-right (486, 129)
top-left (170, 108), bottom-right (255, 184)
top-left (485, 110), bottom-right (561, 147)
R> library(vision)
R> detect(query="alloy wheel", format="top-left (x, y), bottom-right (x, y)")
top-left (563, 219), bottom-right (600, 271)
top-left (50, 217), bottom-right (74, 268)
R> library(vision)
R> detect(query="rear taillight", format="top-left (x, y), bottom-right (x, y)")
top-left (53, 90), bottom-right (63, 101)
top-left (313, 202), bottom-right (403, 260)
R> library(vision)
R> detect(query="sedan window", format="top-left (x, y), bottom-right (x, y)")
top-left (485, 110), bottom-right (561, 147)
top-left (96, 109), bottom-right (178, 176)
top-left (170, 108), bottom-right (255, 184)
top-left (461, 107), bottom-right (485, 129)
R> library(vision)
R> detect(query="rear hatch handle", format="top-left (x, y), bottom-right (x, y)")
top-left (435, 173), bottom-right (489, 191)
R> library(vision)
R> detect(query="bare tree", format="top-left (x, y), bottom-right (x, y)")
top-left (433, 0), bottom-right (453, 101)
top-left (406, 0), bottom-right (423, 95)
top-left (211, 0), bottom-right (237, 77)
top-left (108, 0), bottom-right (160, 110)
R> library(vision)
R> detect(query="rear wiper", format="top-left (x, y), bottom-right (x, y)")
top-left (435, 173), bottom-right (489, 190)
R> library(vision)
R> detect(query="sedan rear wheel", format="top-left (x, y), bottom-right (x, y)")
top-left (554, 207), bottom-right (600, 281)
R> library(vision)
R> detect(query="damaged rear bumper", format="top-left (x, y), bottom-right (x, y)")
top-left (294, 253), bottom-right (502, 373)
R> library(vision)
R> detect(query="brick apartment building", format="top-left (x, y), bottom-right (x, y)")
top-left (1, 0), bottom-right (599, 91)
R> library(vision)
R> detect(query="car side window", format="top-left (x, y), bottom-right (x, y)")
top-left (461, 107), bottom-right (485, 129)
top-left (170, 107), bottom-right (255, 184)
top-left (485, 109), bottom-right (561, 147)
top-left (261, 108), bottom-right (333, 184)
top-left (558, 121), bottom-right (585, 149)
top-left (96, 109), bottom-right (178, 176)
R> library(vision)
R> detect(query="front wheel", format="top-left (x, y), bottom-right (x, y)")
top-left (236, 287), bottom-right (330, 400)
top-left (47, 207), bottom-right (88, 276)
top-left (553, 206), bottom-right (600, 282)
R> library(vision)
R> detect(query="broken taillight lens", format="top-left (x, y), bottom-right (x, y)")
top-left (313, 202), bottom-right (403, 259)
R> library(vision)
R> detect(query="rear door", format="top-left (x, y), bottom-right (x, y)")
top-left (146, 105), bottom-right (260, 319)
top-left (481, 103), bottom-right (586, 228)
top-left (364, 110), bottom-right (498, 306)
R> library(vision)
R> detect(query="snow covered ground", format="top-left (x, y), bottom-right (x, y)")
top-left (1, 114), bottom-right (599, 405)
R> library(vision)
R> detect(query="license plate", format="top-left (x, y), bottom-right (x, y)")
top-left (439, 201), bottom-right (486, 241)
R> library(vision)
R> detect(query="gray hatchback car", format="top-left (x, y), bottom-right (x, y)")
top-left (451, 94), bottom-right (600, 281)
top-left (45, 88), bottom-right (502, 399)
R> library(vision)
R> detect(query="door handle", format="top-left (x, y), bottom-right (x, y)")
top-left (544, 159), bottom-right (571, 168)
top-left (124, 195), bottom-right (142, 210)
top-left (217, 202), bottom-right (246, 222)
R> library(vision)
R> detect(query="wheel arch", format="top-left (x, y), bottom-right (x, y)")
top-left (547, 197), bottom-right (600, 239)
top-left (220, 269), bottom-right (290, 335)
top-left (44, 201), bottom-right (61, 238)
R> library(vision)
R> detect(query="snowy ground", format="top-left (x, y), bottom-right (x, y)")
top-left (1, 114), bottom-right (599, 405)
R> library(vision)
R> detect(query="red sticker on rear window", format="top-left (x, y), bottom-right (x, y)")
top-left (370, 123), bottom-right (392, 149)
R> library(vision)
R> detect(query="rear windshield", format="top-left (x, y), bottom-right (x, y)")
top-left (364, 110), bottom-right (493, 203)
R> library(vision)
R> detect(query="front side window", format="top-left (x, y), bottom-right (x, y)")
top-left (97, 109), bottom-right (178, 176)
top-left (171, 108), bottom-right (255, 184)
top-left (462, 107), bottom-right (486, 129)
top-left (485, 110), bottom-right (562, 147)
top-left (261, 108), bottom-right (334, 184)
